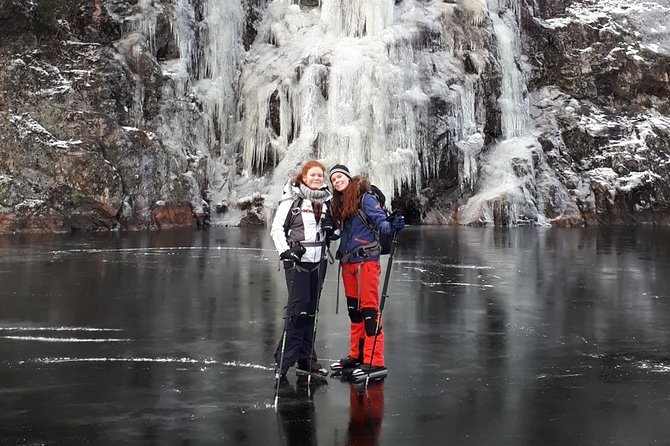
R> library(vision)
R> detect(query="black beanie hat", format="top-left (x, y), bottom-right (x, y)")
top-left (329, 164), bottom-right (352, 180)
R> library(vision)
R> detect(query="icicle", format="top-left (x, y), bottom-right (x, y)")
top-left (129, 0), bottom-right (161, 55)
top-left (197, 0), bottom-right (245, 147)
top-left (171, 0), bottom-right (196, 75)
top-left (460, 0), bottom-right (488, 26)
top-left (239, 80), bottom-right (281, 175)
top-left (130, 79), bottom-right (145, 128)
top-left (125, 1), bottom-right (164, 128)
top-left (321, 0), bottom-right (393, 37)
top-left (458, 133), bottom-right (484, 193)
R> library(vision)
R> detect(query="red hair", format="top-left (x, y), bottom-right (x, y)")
top-left (293, 160), bottom-right (326, 186)
top-left (330, 175), bottom-right (369, 226)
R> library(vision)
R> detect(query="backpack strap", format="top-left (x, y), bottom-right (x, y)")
top-left (283, 196), bottom-right (303, 236)
top-left (347, 192), bottom-right (380, 258)
top-left (357, 192), bottom-right (377, 231)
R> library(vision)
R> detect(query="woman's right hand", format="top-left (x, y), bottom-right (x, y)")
top-left (280, 244), bottom-right (306, 262)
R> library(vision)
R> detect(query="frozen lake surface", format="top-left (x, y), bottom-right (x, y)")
top-left (1, 226), bottom-right (670, 445)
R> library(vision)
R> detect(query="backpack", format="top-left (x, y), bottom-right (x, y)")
top-left (357, 185), bottom-right (393, 255)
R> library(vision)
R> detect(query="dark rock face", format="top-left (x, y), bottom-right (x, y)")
top-left (0, 3), bottom-right (125, 232)
top-left (0, 0), bottom-right (207, 233)
top-left (522, 0), bottom-right (670, 225)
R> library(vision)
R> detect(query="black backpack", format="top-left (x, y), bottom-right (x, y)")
top-left (357, 185), bottom-right (393, 255)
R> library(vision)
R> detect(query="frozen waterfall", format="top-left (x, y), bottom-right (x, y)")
top-left (126, 0), bottom-right (566, 226)
top-left (128, 0), bottom-right (246, 223)
top-left (238, 0), bottom-right (427, 206)
top-left (459, 0), bottom-right (551, 226)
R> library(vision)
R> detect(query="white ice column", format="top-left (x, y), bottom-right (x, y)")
top-left (319, 34), bottom-right (424, 198)
top-left (321, 0), bottom-right (393, 37)
top-left (171, 0), bottom-right (196, 74)
top-left (126, 1), bottom-right (163, 128)
top-left (320, 40), bottom-right (369, 170)
top-left (132, 0), bottom-right (160, 55)
top-left (487, 0), bottom-right (528, 138)
top-left (195, 0), bottom-right (244, 146)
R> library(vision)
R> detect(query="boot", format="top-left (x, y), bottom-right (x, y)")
top-left (296, 360), bottom-right (328, 377)
top-left (330, 355), bottom-right (361, 371)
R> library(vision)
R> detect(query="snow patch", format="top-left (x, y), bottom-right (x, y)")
top-left (568, 1), bottom-right (670, 55)
top-left (0, 326), bottom-right (123, 332)
top-left (49, 139), bottom-right (83, 149)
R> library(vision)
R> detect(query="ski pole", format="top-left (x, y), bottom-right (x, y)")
top-left (306, 238), bottom-right (328, 388)
top-left (365, 228), bottom-right (399, 387)
top-left (335, 262), bottom-right (342, 314)
top-left (274, 262), bottom-right (297, 409)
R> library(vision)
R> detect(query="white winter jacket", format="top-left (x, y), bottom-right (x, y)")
top-left (270, 182), bottom-right (332, 263)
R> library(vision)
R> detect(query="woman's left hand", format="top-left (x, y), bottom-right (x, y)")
top-left (392, 213), bottom-right (405, 232)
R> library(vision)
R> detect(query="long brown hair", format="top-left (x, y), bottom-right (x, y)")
top-left (330, 175), bottom-right (370, 226)
top-left (293, 160), bottom-right (326, 186)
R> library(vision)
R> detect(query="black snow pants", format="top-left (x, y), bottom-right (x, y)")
top-left (275, 260), bottom-right (327, 375)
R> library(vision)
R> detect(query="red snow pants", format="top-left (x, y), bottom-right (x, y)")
top-left (341, 260), bottom-right (384, 367)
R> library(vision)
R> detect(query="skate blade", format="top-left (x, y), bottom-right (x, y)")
top-left (331, 367), bottom-right (358, 378)
top-left (295, 368), bottom-right (328, 378)
top-left (330, 362), bottom-right (361, 371)
top-left (352, 369), bottom-right (387, 383)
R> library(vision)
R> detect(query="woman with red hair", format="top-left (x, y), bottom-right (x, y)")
top-left (328, 164), bottom-right (405, 380)
top-left (270, 160), bottom-right (334, 380)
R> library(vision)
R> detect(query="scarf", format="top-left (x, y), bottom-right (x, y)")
top-left (299, 183), bottom-right (330, 204)
top-left (299, 183), bottom-right (329, 221)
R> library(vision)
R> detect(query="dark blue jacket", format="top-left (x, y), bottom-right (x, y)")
top-left (337, 192), bottom-right (393, 263)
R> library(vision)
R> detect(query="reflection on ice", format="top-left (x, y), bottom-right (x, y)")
top-left (586, 352), bottom-right (670, 375)
top-left (0, 326), bottom-right (128, 342)
top-left (420, 281), bottom-right (495, 289)
top-left (396, 259), bottom-right (493, 270)
top-left (51, 246), bottom-right (274, 255)
top-left (20, 357), bottom-right (273, 370)
top-left (2, 336), bottom-right (131, 343)
top-left (2, 227), bottom-right (670, 444)
top-left (0, 326), bottom-right (123, 332)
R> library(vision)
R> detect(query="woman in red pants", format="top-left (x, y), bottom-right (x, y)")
top-left (328, 164), bottom-right (404, 379)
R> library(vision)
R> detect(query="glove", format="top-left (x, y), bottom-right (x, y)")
top-left (280, 243), bottom-right (306, 263)
top-left (321, 214), bottom-right (338, 241)
top-left (392, 213), bottom-right (405, 232)
top-left (355, 247), bottom-right (370, 259)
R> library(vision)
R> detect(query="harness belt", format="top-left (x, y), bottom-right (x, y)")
top-left (339, 240), bottom-right (380, 263)
top-left (300, 241), bottom-right (327, 248)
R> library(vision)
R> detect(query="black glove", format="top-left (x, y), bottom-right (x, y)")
top-left (393, 214), bottom-right (405, 232)
top-left (321, 214), bottom-right (337, 241)
top-left (280, 244), bottom-right (306, 263)
top-left (386, 210), bottom-right (401, 222)
top-left (355, 247), bottom-right (370, 259)
top-left (386, 211), bottom-right (405, 232)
